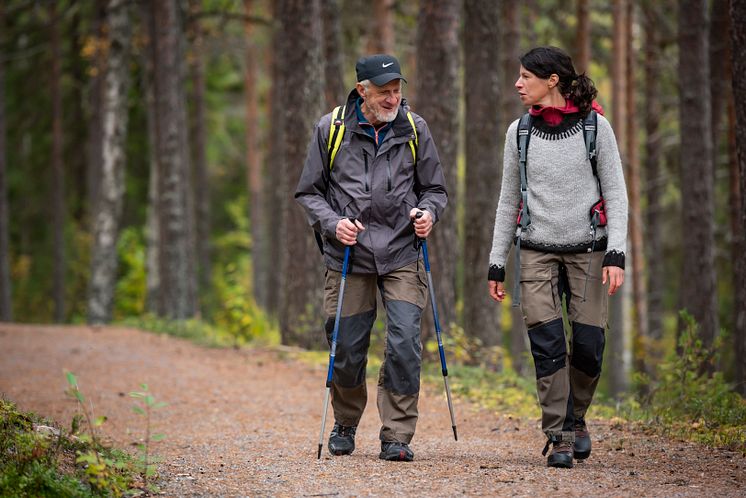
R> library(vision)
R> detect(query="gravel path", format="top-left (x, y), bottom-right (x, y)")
top-left (1, 323), bottom-right (743, 497)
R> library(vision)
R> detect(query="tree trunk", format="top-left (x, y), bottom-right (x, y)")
top-left (152, 0), bottom-right (198, 320)
top-left (87, 0), bottom-right (131, 324)
top-left (415, 0), bottom-right (461, 338)
top-left (625, 1), bottom-right (648, 381)
top-left (141, 0), bottom-right (161, 314)
top-left (501, 1), bottom-right (529, 374)
top-left (575, 0), bottom-right (591, 73)
top-left (50, 2), bottom-right (66, 323)
top-left (265, 0), bottom-right (285, 316)
top-left (642, 0), bottom-right (665, 376)
top-left (367, 0), bottom-right (395, 54)
top-left (244, 0), bottom-right (266, 307)
top-left (321, 0), bottom-right (346, 110)
top-left (86, 0), bottom-right (107, 222)
top-left (0, 3), bottom-right (11, 321)
top-left (678, 0), bottom-right (717, 357)
top-left (188, 0), bottom-right (211, 311)
top-left (463, 0), bottom-right (501, 353)
top-left (607, 0), bottom-right (629, 398)
top-left (278, 0), bottom-right (326, 348)
top-left (730, 0), bottom-right (746, 394)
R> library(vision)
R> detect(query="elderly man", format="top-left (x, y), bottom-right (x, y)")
top-left (295, 54), bottom-right (447, 461)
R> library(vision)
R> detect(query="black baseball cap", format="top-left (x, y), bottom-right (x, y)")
top-left (356, 54), bottom-right (407, 86)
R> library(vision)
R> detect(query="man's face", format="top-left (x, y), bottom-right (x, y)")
top-left (358, 79), bottom-right (402, 125)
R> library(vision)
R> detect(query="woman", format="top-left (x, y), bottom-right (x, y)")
top-left (488, 46), bottom-right (627, 469)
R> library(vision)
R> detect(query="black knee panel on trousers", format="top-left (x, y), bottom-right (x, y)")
top-left (570, 322), bottom-right (605, 377)
top-left (325, 309), bottom-right (376, 388)
top-left (528, 318), bottom-right (567, 379)
top-left (383, 300), bottom-right (423, 395)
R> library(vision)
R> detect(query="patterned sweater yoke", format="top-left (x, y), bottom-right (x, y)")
top-left (488, 112), bottom-right (628, 281)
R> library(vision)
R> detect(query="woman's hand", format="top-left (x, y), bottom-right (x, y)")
top-left (489, 280), bottom-right (507, 302)
top-left (602, 266), bottom-right (624, 296)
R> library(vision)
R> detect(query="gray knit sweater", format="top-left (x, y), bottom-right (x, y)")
top-left (488, 113), bottom-right (628, 281)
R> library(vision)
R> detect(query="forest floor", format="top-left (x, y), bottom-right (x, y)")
top-left (1, 323), bottom-right (744, 497)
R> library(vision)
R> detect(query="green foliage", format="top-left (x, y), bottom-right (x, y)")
top-left (114, 227), bottom-right (147, 320)
top-left (0, 397), bottom-right (132, 497)
top-left (129, 384), bottom-right (167, 493)
top-left (638, 312), bottom-right (746, 450)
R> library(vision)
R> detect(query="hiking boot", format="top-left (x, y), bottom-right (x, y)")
top-left (545, 441), bottom-right (574, 468)
top-left (379, 441), bottom-right (414, 462)
top-left (574, 418), bottom-right (591, 460)
top-left (328, 423), bottom-right (356, 456)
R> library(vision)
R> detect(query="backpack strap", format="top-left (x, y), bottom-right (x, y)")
top-left (327, 105), bottom-right (346, 170)
top-left (513, 112), bottom-right (533, 307)
top-left (406, 111), bottom-right (418, 163)
top-left (583, 110), bottom-right (601, 194)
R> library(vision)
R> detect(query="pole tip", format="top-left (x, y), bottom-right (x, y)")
top-left (317, 444), bottom-right (322, 459)
top-left (453, 426), bottom-right (458, 441)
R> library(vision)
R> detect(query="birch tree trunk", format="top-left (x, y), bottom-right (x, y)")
top-left (463, 0), bottom-right (501, 352)
top-left (87, 0), bottom-right (131, 324)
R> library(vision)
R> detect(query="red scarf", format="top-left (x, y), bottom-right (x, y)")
top-left (529, 100), bottom-right (605, 126)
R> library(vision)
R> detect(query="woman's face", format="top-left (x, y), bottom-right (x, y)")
top-left (515, 65), bottom-right (552, 106)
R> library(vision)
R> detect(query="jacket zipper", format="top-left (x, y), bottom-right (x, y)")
top-left (362, 150), bottom-right (370, 192)
top-left (386, 152), bottom-right (392, 191)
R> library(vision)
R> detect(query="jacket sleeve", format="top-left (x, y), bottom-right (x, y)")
top-left (294, 114), bottom-right (341, 239)
top-left (411, 114), bottom-right (448, 222)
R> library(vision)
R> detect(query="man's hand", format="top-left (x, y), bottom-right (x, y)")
top-left (336, 218), bottom-right (365, 245)
top-left (488, 281), bottom-right (507, 302)
top-left (602, 266), bottom-right (625, 296)
top-left (410, 209), bottom-right (433, 238)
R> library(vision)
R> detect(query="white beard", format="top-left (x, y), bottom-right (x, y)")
top-left (372, 106), bottom-right (398, 123)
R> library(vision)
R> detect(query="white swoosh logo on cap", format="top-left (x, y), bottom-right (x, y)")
top-left (382, 62), bottom-right (394, 68)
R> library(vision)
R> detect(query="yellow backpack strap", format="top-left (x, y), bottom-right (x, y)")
top-left (406, 111), bottom-right (418, 163)
top-left (327, 105), bottom-right (346, 170)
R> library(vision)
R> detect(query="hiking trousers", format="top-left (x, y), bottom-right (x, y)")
top-left (323, 260), bottom-right (428, 444)
top-left (519, 249), bottom-right (608, 442)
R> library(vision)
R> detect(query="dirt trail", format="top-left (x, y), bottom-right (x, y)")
top-left (0, 323), bottom-right (743, 497)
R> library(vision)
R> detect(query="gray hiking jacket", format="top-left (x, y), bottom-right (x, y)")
top-left (295, 90), bottom-right (448, 275)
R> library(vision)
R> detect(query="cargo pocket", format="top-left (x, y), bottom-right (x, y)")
top-left (519, 264), bottom-right (559, 328)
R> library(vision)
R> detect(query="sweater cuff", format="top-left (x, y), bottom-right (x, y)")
top-left (488, 264), bottom-right (505, 282)
top-left (602, 250), bottom-right (625, 269)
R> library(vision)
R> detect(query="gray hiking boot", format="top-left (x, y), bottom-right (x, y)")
top-left (379, 441), bottom-right (414, 462)
top-left (573, 418), bottom-right (591, 460)
top-left (328, 423), bottom-right (356, 456)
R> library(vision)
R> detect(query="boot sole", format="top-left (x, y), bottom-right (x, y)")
top-left (547, 455), bottom-right (574, 468)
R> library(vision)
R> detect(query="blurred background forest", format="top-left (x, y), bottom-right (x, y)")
top-left (1, 0), bottom-right (745, 407)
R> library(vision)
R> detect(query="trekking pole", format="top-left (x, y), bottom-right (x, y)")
top-left (317, 242), bottom-right (352, 459)
top-left (415, 212), bottom-right (458, 441)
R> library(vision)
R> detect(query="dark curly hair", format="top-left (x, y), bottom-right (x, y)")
top-left (519, 46), bottom-right (597, 116)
